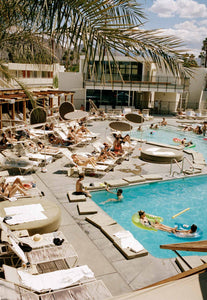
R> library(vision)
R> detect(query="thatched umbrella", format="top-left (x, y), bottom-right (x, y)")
top-left (109, 121), bottom-right (133, 132)
top-left (64, 110), bottom-right (88, 121)
top-left (30, 107), bottom-right (47, 125)
top-left (59, 102), bottom-right (75, 120)
top-left (125, 113), bottom-right (144, 124)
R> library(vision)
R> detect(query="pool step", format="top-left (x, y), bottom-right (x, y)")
top-left (183, 169), bottom-right (202, 175)
top-left (175, 256), bottom-right (205, 272)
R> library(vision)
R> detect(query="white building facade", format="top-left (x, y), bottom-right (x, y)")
top-left (0, 63), bottom-right (65, 90)
top-left (59, 55), bottom-right (190, 114)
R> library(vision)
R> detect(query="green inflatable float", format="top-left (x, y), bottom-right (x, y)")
top-left (132, 213), bottom-right (163, 231)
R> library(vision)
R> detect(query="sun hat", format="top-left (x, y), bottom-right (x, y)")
top-left (32, 233), bottom-right (43, 242)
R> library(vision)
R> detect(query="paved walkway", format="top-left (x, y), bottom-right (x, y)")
top-left (32, 116), bottom-right (207, 297)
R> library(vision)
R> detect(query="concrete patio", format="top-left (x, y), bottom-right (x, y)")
top-left (31, 116), bottom-right (207, 297)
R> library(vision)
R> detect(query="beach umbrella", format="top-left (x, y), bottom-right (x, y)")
top-left (59, 102), bottom-right (75, 120)
top-left (30, 107), bottom-right (47, 125)
top-left (64, 110), bottom-right (88, 121)
top-left (125, 113), bottom-right (144, 124)
top-left (109, 121), bottom-right (133, 132)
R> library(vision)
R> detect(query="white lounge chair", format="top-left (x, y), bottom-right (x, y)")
top-left (0, 222), bottom-right (78, 269)
top-left (3, 264), bottom-right (95, 293)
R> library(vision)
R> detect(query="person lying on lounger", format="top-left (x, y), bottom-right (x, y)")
top-left (74, 173), bottom-right (91, 198)
top-left (138, 211), bottom-right (197, 234)
top-left (101, 188), bottom-right (123, 204)
top-left (0, 177), bottom-right (29, 198)
top-left (71, 154), bottom-right (97, 167)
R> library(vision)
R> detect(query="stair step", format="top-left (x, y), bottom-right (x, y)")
top-left (183, 169), bottom-right (201, 175)
top-left (175, 256), bottom-right (204, 272)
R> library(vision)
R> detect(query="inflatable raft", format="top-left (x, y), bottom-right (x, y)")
top-left (132, 213), bottom-right (163, 231)
top-left (169, 223), bottom-right (202, 239)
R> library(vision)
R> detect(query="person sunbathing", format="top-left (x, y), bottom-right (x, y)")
top-left (0, 177), bottom-right (29, 198)
top-left (113, 137), bottom-right (124, 156)
top-left (71, 154), bottom-right (97, 167)
top-left (76, 124), bottom-right (91, 135)
top-left (97, 151), bottom-right (108, 162)
top-left (102, 143), bottom-right (116, 159)
top-left (0, 132), bottom-right (8, 149)
top-left (48, 133), bottom-right (65, 145)
top-left (6, 130), bottom-right (17, 142)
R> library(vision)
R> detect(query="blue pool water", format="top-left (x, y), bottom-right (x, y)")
top-left (92, 175), bottom-right (207, 259)
top-left (131, 125), bottom-right (207, 161)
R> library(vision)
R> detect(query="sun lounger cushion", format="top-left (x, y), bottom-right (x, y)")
top-left (104, 179), bottom-right (129, 187)
top-left (0, 197), bottom-right (61, 235)
top-left (4, 265), bottom-right (94, 293)
top-left (123, 175), bottom-right (146, 183)
top-left (67, 191), bottom-right (86, 202)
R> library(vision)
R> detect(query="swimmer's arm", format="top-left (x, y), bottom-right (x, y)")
top-left (105, 187), bottom-right (116, 194)
top-left (101, 198), bottom-right (117, 204)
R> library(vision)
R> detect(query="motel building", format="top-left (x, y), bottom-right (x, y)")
top-left (59, 55), bottom-right (191, 114)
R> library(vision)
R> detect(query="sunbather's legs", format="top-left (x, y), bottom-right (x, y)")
top-left (9, 184), bottom-right (28, 197)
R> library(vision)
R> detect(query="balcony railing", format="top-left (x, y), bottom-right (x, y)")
top-left (83, 74), bottom-right (190, 92)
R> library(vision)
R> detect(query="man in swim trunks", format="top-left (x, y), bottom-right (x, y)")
top-left (176, 224), bottom-right (197, 234)
top-left (101, 188), bottom-right (123, 204)
top-left (74, 173), bottom-right (91, 198)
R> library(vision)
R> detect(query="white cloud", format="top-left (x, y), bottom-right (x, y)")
top-left (150, 0), bottom-right (207, 18)
top-left (161, 20), bottom-right (206, 56)
top-left (149, 0), bottom-right (177, 17)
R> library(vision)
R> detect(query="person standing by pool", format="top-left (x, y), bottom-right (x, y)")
top-left (101, 187), bottom-right (123, 204)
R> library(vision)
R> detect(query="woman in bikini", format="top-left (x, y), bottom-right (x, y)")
top-left (138, 210), bottom-right (177, 233)
top-left (0, 177), bottom-right (28, 198)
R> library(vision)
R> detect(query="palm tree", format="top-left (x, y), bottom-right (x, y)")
top-left (0, 0), bottom-right (188, 89)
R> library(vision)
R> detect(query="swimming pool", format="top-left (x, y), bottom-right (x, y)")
top-left (92, 175), bottom-right (207, 258)
top-left (130, 126), bottom-right (207, 161)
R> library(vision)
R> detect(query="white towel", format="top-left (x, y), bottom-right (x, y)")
top-left (18, 265), bottom-right (94, 292)
top-left (4, 204), bottom-right (44, 215)
top-left (5, 212), bottom-right (47, 225)
top-left (114, 231), bottom-right (144, 253)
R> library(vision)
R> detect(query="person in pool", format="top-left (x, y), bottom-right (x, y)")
top-left (138, 210), bottom-right (177, 233)
top-left (176, 224), bottom-right (197, 234)
top-left (101, 188), bottom-right (123, 204)
top-left (138, 211), bottom-right (197, 234)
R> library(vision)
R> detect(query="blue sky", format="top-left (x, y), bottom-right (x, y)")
top-left (139, 0), bottom-right (207, 57)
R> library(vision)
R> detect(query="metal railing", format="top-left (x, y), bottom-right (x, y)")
top-left (170, 157), bottom-right (195, 176)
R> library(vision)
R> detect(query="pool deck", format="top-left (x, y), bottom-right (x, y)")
top-left (32, 116), bottom-right (207, 297)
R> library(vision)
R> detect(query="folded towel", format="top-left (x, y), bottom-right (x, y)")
top-left (114, 231), bottom-right (144, 253)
